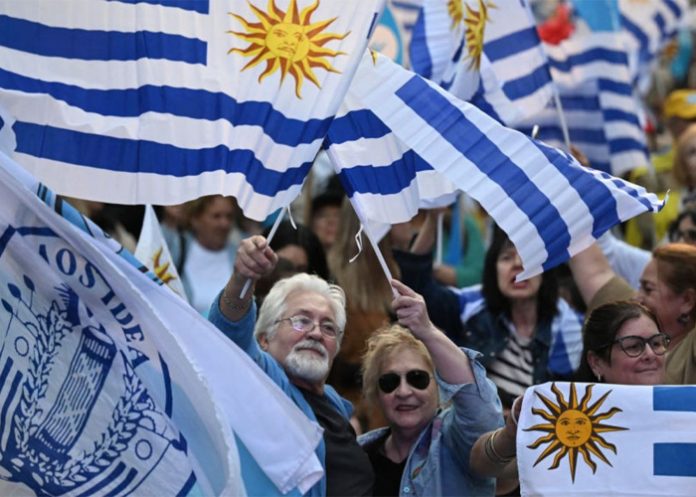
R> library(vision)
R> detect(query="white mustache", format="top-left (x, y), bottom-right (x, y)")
top-left (292, 339), bottom-right (328, 359)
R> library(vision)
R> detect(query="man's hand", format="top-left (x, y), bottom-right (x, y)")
top-left (221, 236), bottom-right (278, 320)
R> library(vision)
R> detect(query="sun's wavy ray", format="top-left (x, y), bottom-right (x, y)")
top-left (549, 446), bottom-right (569, 470)
top-left (533, 440), bottom-right (563, 465)
top-left (448, 0), bottom-right (463, 29)
top-left (586, 389), bottom-right (612, 416)
top-left (551, 383), bottom-right (569, 410)
top-left (579, 384), bottom-right (594, 411)
top-left (526, 432), bottom-right (555, 448)
top-left (578, 446), bottom-right (597, 473)
top-left (591, 435), bottom-right (617, 454)
top-left (592, 407), bottom-right (624, 423)
top-left (229, 0), bottom-right (348, 98)
top-left (530, 407), bottom-right (558, 423)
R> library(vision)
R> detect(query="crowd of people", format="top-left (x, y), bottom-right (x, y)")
top-left (68, 68), bottom-right (696, 497)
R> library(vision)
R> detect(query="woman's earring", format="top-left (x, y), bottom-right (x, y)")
top-left (594, 372), bottom-right (602, 382)
top-left (678, 313), bottom-right (690, 326)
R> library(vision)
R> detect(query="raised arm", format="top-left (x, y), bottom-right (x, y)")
top-left (568, 243), bottom-right (617, 307)
top-left (219, 235), bottom-right (278, 321)
top-left (391, 279), bottom-right (474, 384)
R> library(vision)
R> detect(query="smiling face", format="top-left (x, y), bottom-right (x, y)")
top-left (588, 314), bottom-right (666, 385)
top-left (377, 347), bottom-right (438, 435)
top-left (637, 259), bottom-right (686, 336)
top-left (261, 291), bottom-right (339, 389)
top-left (495, 243), bottom-right (542, 301)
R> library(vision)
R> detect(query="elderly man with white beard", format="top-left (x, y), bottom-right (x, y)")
top-left (208, 235), bottom-right (375, 497)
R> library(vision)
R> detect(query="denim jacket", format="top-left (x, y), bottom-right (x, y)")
top-left (358, 348), bottom-right (503, 497)
top-left (208, 294), bottom-right (352, 497)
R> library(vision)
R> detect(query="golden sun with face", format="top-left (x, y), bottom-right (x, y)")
top-left (464, 0), bottom-right (495, 70)
top-left (525, 383), bottom-right (627, 482)
top-left (228, 0), bottom-right (349, 98)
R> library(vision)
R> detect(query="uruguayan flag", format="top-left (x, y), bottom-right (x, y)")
top-left (0, 0), bottom-right (383, 220)
top-left (518, 382), bottom-right (696, 497)
top-left (619, 0), bottom-right (689, 92)
top-left (410, 0), bottom-right (553, 125)
top-left (0, 150), bottom-right (324, 496)
top-left (343, 50), bottom-right (662, 280)
top-left (518, 32), bottom-right (649, 176)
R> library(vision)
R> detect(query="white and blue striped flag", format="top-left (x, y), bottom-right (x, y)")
top-left (0, 150), bottom-right (325, 496)
top-left (619, 0), bottom-right (689, 93)
top-left (410, 0), bottom-right (553, 126)
top-left (336, 50), bottom-right (662, 280)
top-left (518, 382), bottom-right (696, 497)
top-left (0, 0), bottom-right (383, 221)
top-left (518, 32), bottom-right (649, 176)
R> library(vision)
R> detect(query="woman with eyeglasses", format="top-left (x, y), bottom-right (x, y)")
top-left (570, 242), bottom-right (696, 384)
top-left (357, 280), bottom-right (503, 497)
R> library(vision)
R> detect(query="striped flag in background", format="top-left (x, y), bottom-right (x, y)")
top-left (410, 0), bottom-right (553, 126)
top-left (518, 32), bottom-right (649, 176)
top-left (0, 0), bottom-right (383, 220)
top-left (619, 0), bottom-right (689, 93)
top-left (337, 50), bottom-right (662, 280)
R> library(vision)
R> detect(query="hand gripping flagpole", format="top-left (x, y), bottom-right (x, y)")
top-left (238, 206), bottom-right (287, 299)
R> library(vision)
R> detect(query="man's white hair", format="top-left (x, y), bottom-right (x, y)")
top-left (254, 273), bottom-right (346, 346)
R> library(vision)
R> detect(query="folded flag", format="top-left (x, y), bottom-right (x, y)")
top-left (517, 32), bottom-right (649, 176)
top-left (135, 205), bottom-right (187, 300)
top-left (0, 0), bottom-right (383, 222)
top-left (518, 382), bottom-right (696, 497)
top-left (343, 50), bottom-right (662, 280)
top-left (0, 150), bottom-right (324, 496)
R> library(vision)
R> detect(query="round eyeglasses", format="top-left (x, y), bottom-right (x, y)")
top-left (609, 333), bottom-right (671, 358)
top-left (275, 314), bottom-right (341, 339)
top-left (378, 369), bottom-right (431, 394)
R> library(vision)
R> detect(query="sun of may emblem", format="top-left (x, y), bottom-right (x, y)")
top-left (525, 383), bottom-right (628, 482)
top-left (464, 0), bottom-right (495, 70)
top-left (227, 0), bottom-right (349, 98)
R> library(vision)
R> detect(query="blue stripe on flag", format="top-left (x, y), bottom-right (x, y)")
top-left (654, 444), bottom-right (696, 477)
top-left (109, 0), bottom-right (210, 14)
top-left (338, 149), bottom-right (432, 196)
top-left (620, 14), bottom-right (650, 53)
top-left (74, 462), bottom-right (128, 497)
top-left (533, 142), bottom-right (619, 238)
top-left (325, 110), bottom-right (391, 145)
top-left (395, 76), bottom-right (571, 269)
top-left (609, 138), bottom-right (646, 154)
top-left (501, 65), bottom-right (552, 100)
top-left (559, 95), bottom-right (600, 111)
top-left (0, 114), bottom-right (4, 130)
top-left (664, 0), bottom-right (683, 18)
top-left (485, 27), bottom-right (540, 61)
top-left (177, 472), bottom-right (198, 497)
top-left (0, 15), bottom-right (206, 64)
top-left (654, 12), bottom-right (667, 39)
top-left (0, 70), bottom-right (331, 145)
top-left (598, 78), bottom-right (633, 96)
top-left (548, 47), bottom-right (627, 72)
top-left (409, 11), bottom-right (432, 79)
top-left (105, 468), bottom-right (138, 497)
top-left (0, 366), bottom-right (21, 443)
top-left (12, 122), bottom-right (312, 194)
top-left (604, 109), bottom-right (642, 126)
top-left (653, 386), bottom-right (696, 412)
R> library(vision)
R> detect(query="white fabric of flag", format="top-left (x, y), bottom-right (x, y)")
top-left (517, 382), bottom-right (696, 497)
top-left (410, 0), bottom-right (553, 126)
top-left (619, 0), bottom-right (688, 93)
top-left (517, 32), bottom-right (649, 176)
top-left (343, 50), bottom-right (663, 280)
top-left (135, 205), bottom-right (187, 300)
top-left (0, 151), bottom-right (324, 496)
top-left (0, 0), bottom-right (383, 220)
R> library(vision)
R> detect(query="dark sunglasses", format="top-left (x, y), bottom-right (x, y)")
top-left (378, 369), bottom-right (431, 394)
